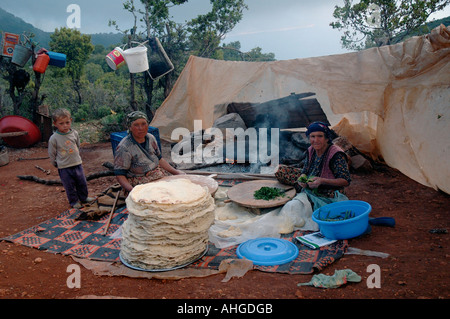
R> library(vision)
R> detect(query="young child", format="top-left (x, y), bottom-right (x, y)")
top-left (48, 108), bottom-right (94, 208)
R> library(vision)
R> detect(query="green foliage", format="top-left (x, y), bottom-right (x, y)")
top-left (187, 0), bottom-right (248, 58)
top-left (1, 1), bottom-right (278, 143)
top-left (220, 41), bottom-right (276, 61)
top-left (100, 111), bottom-right (127, 136)
top-left (330, 0), bottom-right (450, 50)
top-left (73, 103), bottom-right (91, 122)
top-left (50, 27), bottom-right (95, 81)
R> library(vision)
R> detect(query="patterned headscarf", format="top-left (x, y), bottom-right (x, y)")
top-left (126, 111), bottom-right (148, 128)
top-left (306, 121), bottom-right (332, 140)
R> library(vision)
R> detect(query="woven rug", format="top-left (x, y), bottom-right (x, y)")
top-left (2, 207), bottom-right (347, 274)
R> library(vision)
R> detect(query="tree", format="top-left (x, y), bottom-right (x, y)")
top-left (112, 0), bottom-right (247, 121)
top-left (50, 27), bottom-right (94, 104)
top-left (187, 0), bottom-right (248, 58)
top-left (220, 41), bottom-right (276, 61)
top-left (330, 0), bottom-right (450, 50)
top-left (0, 33), bottom-right (47, 123)
top-left (110, 0), bottom-right (189, 119)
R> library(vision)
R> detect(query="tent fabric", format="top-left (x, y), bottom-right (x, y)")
top-left (151, 25), bottom-right (450, 194)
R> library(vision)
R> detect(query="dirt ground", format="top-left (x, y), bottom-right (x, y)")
top-left (0, 141), bottom-right (449, 302)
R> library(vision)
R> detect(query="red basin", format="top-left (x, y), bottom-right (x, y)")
top-left (0, 115), bottom-right (42, 148)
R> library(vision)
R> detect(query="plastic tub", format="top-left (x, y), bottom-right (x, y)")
top-left (0, 115), bottom-right (42, 148)
top-left (110, 126), bottom-right (161, 156)
top-left (47, 51), bottom-right (67, 68)
top-left (123, 46), bottom-right (149, 73)
top-left (312, 200), bottom-right (372, 240)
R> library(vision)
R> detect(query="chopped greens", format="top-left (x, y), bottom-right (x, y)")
top-left (253, 187), bottom-right (286, 201)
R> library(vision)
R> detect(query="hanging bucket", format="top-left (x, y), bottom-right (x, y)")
top-left (106, 47), bottom-right (126, 70)
top-left (47, 51), bottom-right (67, 68)
top-left (33, 53), bottom-right (50, 73)
top-left (123, 46), bottom-right (149, 73)
top-left (148, 37), bottom-right (174, 80)
top-left (11, 44), bottom-right (33, 67)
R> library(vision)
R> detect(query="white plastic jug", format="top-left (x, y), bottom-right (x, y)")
top-left (123, 46), bottom-right (149, 73)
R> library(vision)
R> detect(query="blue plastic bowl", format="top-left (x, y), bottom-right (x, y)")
top-left (312, 200), bottom-right (371, 240)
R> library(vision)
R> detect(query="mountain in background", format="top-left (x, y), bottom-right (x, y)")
top-left (0, 7), bottom-right (123, 49)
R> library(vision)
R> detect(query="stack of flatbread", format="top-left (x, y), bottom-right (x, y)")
top-left (120, 179), bottom-right (215, 270)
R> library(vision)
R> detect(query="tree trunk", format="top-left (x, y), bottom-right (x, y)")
top-left (30, 45), bottom-right (45, 124)
top-left (129, 73), bottom-right (138, 111)
top-left (1, 61), bottom-right (25, 115)
top-left (0, 87), bottom-right (2, 117)
top-left (144, 71), bottom-right (154, 122)
top-left (73, 79), bottom-right (82, 105)
top-left (8, 79), bottom-right (25, 115)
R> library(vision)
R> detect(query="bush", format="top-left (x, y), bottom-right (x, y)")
top-left (101, 111), bottom-right (127, 137)
top-left (96, 105), bottom-right (111, 119)
top-left (73, 103), bottom-right (91, 122)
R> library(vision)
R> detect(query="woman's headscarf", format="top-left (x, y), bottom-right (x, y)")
top-left (126, 111), bottom-right (148, 128)
top-left (306, 121), bottom-right (333, 142)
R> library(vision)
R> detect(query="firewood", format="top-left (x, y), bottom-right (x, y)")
top-left (17, 171), bottom-right (115, 185)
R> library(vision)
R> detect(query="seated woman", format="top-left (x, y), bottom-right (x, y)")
top-left (277, 121), bottom-right (350, 202)
top-left (275, 122), bottom-right (351, 231)
top-left (298, 121), bottom-right (350, 201)
top-left (114, 111), bottom-right (184, 192)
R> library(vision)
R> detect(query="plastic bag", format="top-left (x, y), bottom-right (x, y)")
top-left (208, 206), bottom-right (281, 249)
top-left (278, 192), bottom-right (318, 233)
top-left (304, 189), bottom-right (348, 211)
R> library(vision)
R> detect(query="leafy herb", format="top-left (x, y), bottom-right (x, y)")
top-left (253, 187), bottom-right (286, 200)
top-left (298, 175), bottom-right (319, 195)
top-left (298, 175), bottom-right (314, 183)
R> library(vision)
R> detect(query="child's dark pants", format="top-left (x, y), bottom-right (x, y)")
top-left (58, 164), bottom-right (89, 207)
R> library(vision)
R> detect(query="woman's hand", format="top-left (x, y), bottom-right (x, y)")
top-left (298, 174), bottom-right (309, 189)
top-left (306, 176), bottom-right (322, 189)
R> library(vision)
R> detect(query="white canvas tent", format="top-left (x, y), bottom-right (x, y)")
top-left (151, 25), bottom-right (450, 194)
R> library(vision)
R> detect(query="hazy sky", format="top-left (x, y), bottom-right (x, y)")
top-left (1, 0), bottom-right (449, 60)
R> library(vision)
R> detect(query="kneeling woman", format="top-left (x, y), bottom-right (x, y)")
top-left (114, 111), bottom-right (184, 193)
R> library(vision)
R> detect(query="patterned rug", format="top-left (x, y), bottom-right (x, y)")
top-left (2, 207), bottom-right (347, 274)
